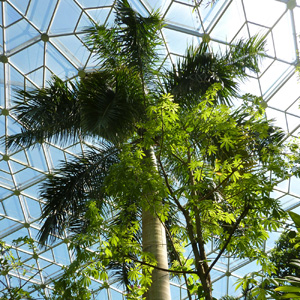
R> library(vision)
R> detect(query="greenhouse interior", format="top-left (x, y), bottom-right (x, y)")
top-left (1, 0), bottom-right (300, 299)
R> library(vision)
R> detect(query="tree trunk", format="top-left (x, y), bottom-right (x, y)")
top-left (142, 147), bottom-right (171, 300)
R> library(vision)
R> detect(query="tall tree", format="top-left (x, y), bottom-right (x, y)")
top-left (4, 1), bottom-right (299, 299)
top-left (269, 230), bottom-right (300, 279)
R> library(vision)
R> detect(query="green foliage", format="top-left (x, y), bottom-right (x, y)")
top-left (275, 259), bottom-right (300, 299)
top-left (0, 238), bottom-right (49, 300)
top-left (3, 1), bottom-right (300, 299)
top-left (269, 230), bottom-right (300, 279)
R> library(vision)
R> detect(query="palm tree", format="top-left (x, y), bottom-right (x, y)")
top-left (5, 0), bottom-right (269, 299)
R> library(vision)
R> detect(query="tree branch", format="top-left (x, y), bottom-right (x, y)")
top-left (205, 205), bottom-right (250, 276)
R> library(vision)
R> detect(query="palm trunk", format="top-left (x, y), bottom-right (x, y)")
top-left (142, 147), bottom-right (171, 300)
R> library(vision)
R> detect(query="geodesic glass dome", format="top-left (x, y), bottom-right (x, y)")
top-left (0, 0), bottom-right (300, 299)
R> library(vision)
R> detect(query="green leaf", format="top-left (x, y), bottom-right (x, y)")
top-left (289, 211), bottom-right (300, 232)
top-left (275, 286), bottom-right (300, 292)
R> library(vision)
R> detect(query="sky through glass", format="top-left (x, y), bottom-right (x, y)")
top-left (0, 0), bottom-right (300, 298)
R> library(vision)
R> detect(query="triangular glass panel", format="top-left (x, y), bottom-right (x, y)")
top-left (272, 11), bottom-right (296, 63)
top-left (46, 144), bottom-right (67, 169)
top-left (231, 260), bottom-right (259, 276)
top-left (0, 159), bottom-right (10, 173)
top-left (286, 113), bottom-right (300, 134)
top-left (27, 0), bottom-right (57, 32)
top-left (162, 28), bottom-right (199, 56)
top-left (279, 194), bottom-right (300, 210)
top-left (44, 67), bottom-right (54, 84)
top-left (239, 77), bottom-right (261, 97)
top-left (27, 147), bottom-right (48, 172)
top-left (260, 61), bottom-right (292, 97)
top-left (13, 166), bottom-right (44, 188)
top-left (22, 196), bottom-right (41, 221)
top-left (64, 142), bottom-right (83, 155)
top-left (39, 249), bottom-right (54, 262)
top-left (27, 67), bottom-right (44, 87)
top-left (9, 0), bottom-right (30, 15)
top-left (210, 0), bottom-right (245, 42)
top-left (22, 182), bottom-right (42, 200)
top-left (6, 65), bottom-right (25, 108)
top-left (270, 189), bottom-right (286, 200)
top-left (51, 35), bottom-right (89, 69)
top-left (42, 262), bottom-right (63, 278)
top-left (7, 115), bottom-right (23, 137)
top-left (165, 2), bottom-right (202, 31)
top-left (52, 243), bottom-right (70, 265)
top-left (127, 0), bottom-right (149, 16)
top-left (38, 257), bottom-right (53, 269)
top-left (77, 0), bottom-right (114, 8)
top-left (294, 6), bottom-right (300, 42)
top-left (1, 225), bottom-right (28, 243)
top-left (45, 43), bottom-right (77, 78)
top-left (0, 169), bottom-right (14, 190)
top-left (86, 7), bottom-right (111, 24)
top-left (104, 7), bottom-right (116, 27)
top-left (9, 160), bottom-right (27, 174)
top-left (49, 0), bottom-right (81, 34)
top-left (10, 150), bottom-right (28, 166)
top-left (143, 0), bottom-right (171, 13)
top-left (9, 41), bottom-right (44, 76)
top-left (76, 11), bottom-right (94, 31)
top-left (276, 178), bottom-right (290, 193)
top-left (0, 186), bottom-right (11, 199)
top-left (6, 19), bottom-right (40, 52)
top-left (2, 195), bottom-right (25, 221)
top-left (94, 289), bottom-right (109, 300)
top-left (248, 23), bottom-right (275, 58)
top-left (287, 99), bottom-right (300, 117)
top-left (110, 289), bottom-right (124, 300)
top-left (227, 276), bottom-right (241, 297)
top-left (17, 249), bottom-right (33, 260)
top-left (211, 277), bottom-right (228, 300)
top-left (243, 0), bottom-right (285, 27)
top-left (4, 2), bottom-right (22, 27)
top-left (210, 268), bottom-right (226, 281)
top-left (290, 177), bottom-right (300, 197)
top-left (267, 73), bottom-right (299, 111)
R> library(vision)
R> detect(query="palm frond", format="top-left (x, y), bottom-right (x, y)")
top-left (224, 34), bottom-right (266, 80)
top-left (6, 76), bottom-right (81, 150)
top-left (165, 35), bottom-right (266, 108)
top-left (106, 260), bottom-right (136, 292)
top-left (84, 24), bottom-right (120, 70)
top-left (78, 69), bottom-right (145, 143)
top-left (115, 0), bottom-right (163, 78)
top-left (38, 144), bottom-right (119, 245)
top-left (165, 42), bottom-right (237, 107)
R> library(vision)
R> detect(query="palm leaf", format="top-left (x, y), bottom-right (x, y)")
top-left (78, 69), bottom-right (145, 143)
top-left (84, 24), bottom-right (120, 71)
top-left (165, 35), bottom-right (266, 108)
top-left (38, 144), bottom-right (119, 245)
top-left (224, 34), bottom-right (266, 80)
top-left (115, 0), bottom-right (163, 78)
top-left (165, 42), bottom-right (237, 107)
top-left (6, 76), bottom-right (81, 150)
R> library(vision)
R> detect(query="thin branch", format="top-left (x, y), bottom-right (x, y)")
top-left (205, 205), bottom-right (250, 276)
top-left (127, 254), bottom-right (198, 275)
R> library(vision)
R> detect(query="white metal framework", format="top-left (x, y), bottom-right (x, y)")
top-left (0, 0), bottom-right (300, 298)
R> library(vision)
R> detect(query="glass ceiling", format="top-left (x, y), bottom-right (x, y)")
top-left (0, 0), bottom-right (300, 298)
